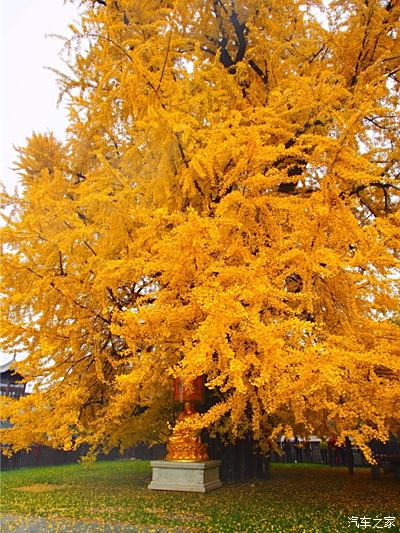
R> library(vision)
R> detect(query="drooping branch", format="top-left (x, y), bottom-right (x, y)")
top-left (24, 266), bottom-right (111, 325)
top-left (86, 33), bottom-right (159, 96)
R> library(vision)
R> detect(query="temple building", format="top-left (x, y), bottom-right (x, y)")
top-left (0, 359), bottom-right (27, 399)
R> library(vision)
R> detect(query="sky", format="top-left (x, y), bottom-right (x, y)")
top-left (1, 0), bottom-right (80, 364)
top-left (1, 0), bottom-right (80, 194)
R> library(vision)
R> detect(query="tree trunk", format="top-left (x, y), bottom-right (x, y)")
top-left (345, 437), bottom-right (354, 475)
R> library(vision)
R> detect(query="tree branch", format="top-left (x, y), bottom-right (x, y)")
top-left (83, 241), bottom-right (97, 256)
top-left (248, 59), bottom-right (268, 85)
top-left (229, 8), bottom-right (247, 63)
top-left (24, 266), bottom-right (111, 325)
top-left (175, 133), bottom-right (189, 168)
top-left (156, 30), bottom-right (172, 94)
top-left (59, 251), bottom-right (65, 276)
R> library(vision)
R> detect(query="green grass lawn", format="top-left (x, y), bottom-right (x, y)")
top-left (1, 460), bottom-right (399, 532)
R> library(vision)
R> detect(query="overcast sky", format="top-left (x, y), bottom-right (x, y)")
top-left (1, 0), bottom-right (79, 194)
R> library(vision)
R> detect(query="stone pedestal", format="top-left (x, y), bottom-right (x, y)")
top-left (148, 460), bottom-right (222, 492)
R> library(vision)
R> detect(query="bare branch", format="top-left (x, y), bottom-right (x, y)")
top-left (59, 251), bottom-right (65, 276)
top-left (83, 240), bottom-right (98, 256)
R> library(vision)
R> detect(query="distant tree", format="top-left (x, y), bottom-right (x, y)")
top-left (1, 0), bottom-right (399, 460)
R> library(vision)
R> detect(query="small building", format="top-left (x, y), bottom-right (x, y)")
top-left (0, 359), bottom-right (27, 399)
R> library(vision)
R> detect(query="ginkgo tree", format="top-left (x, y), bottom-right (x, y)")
top-left (1, 0), bottom-right (399, 460)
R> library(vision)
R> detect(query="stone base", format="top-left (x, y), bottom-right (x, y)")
top-left (148, 460), bottom-right (222, 492)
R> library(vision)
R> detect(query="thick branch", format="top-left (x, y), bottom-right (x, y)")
top-left (248, 59), bottom-right (268, 85)
top-left (229, 8), bottom-right (247, 63)
top-left (223, 3), bottom-right (268, 84)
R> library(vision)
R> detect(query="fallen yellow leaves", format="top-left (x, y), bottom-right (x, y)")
top-left (16, 483), bottom-right (69, 493)
top-left (1, 460), bottom-right (399, 532)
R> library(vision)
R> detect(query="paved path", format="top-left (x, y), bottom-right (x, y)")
top-left (0, 515), bottom-right (195, 533)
